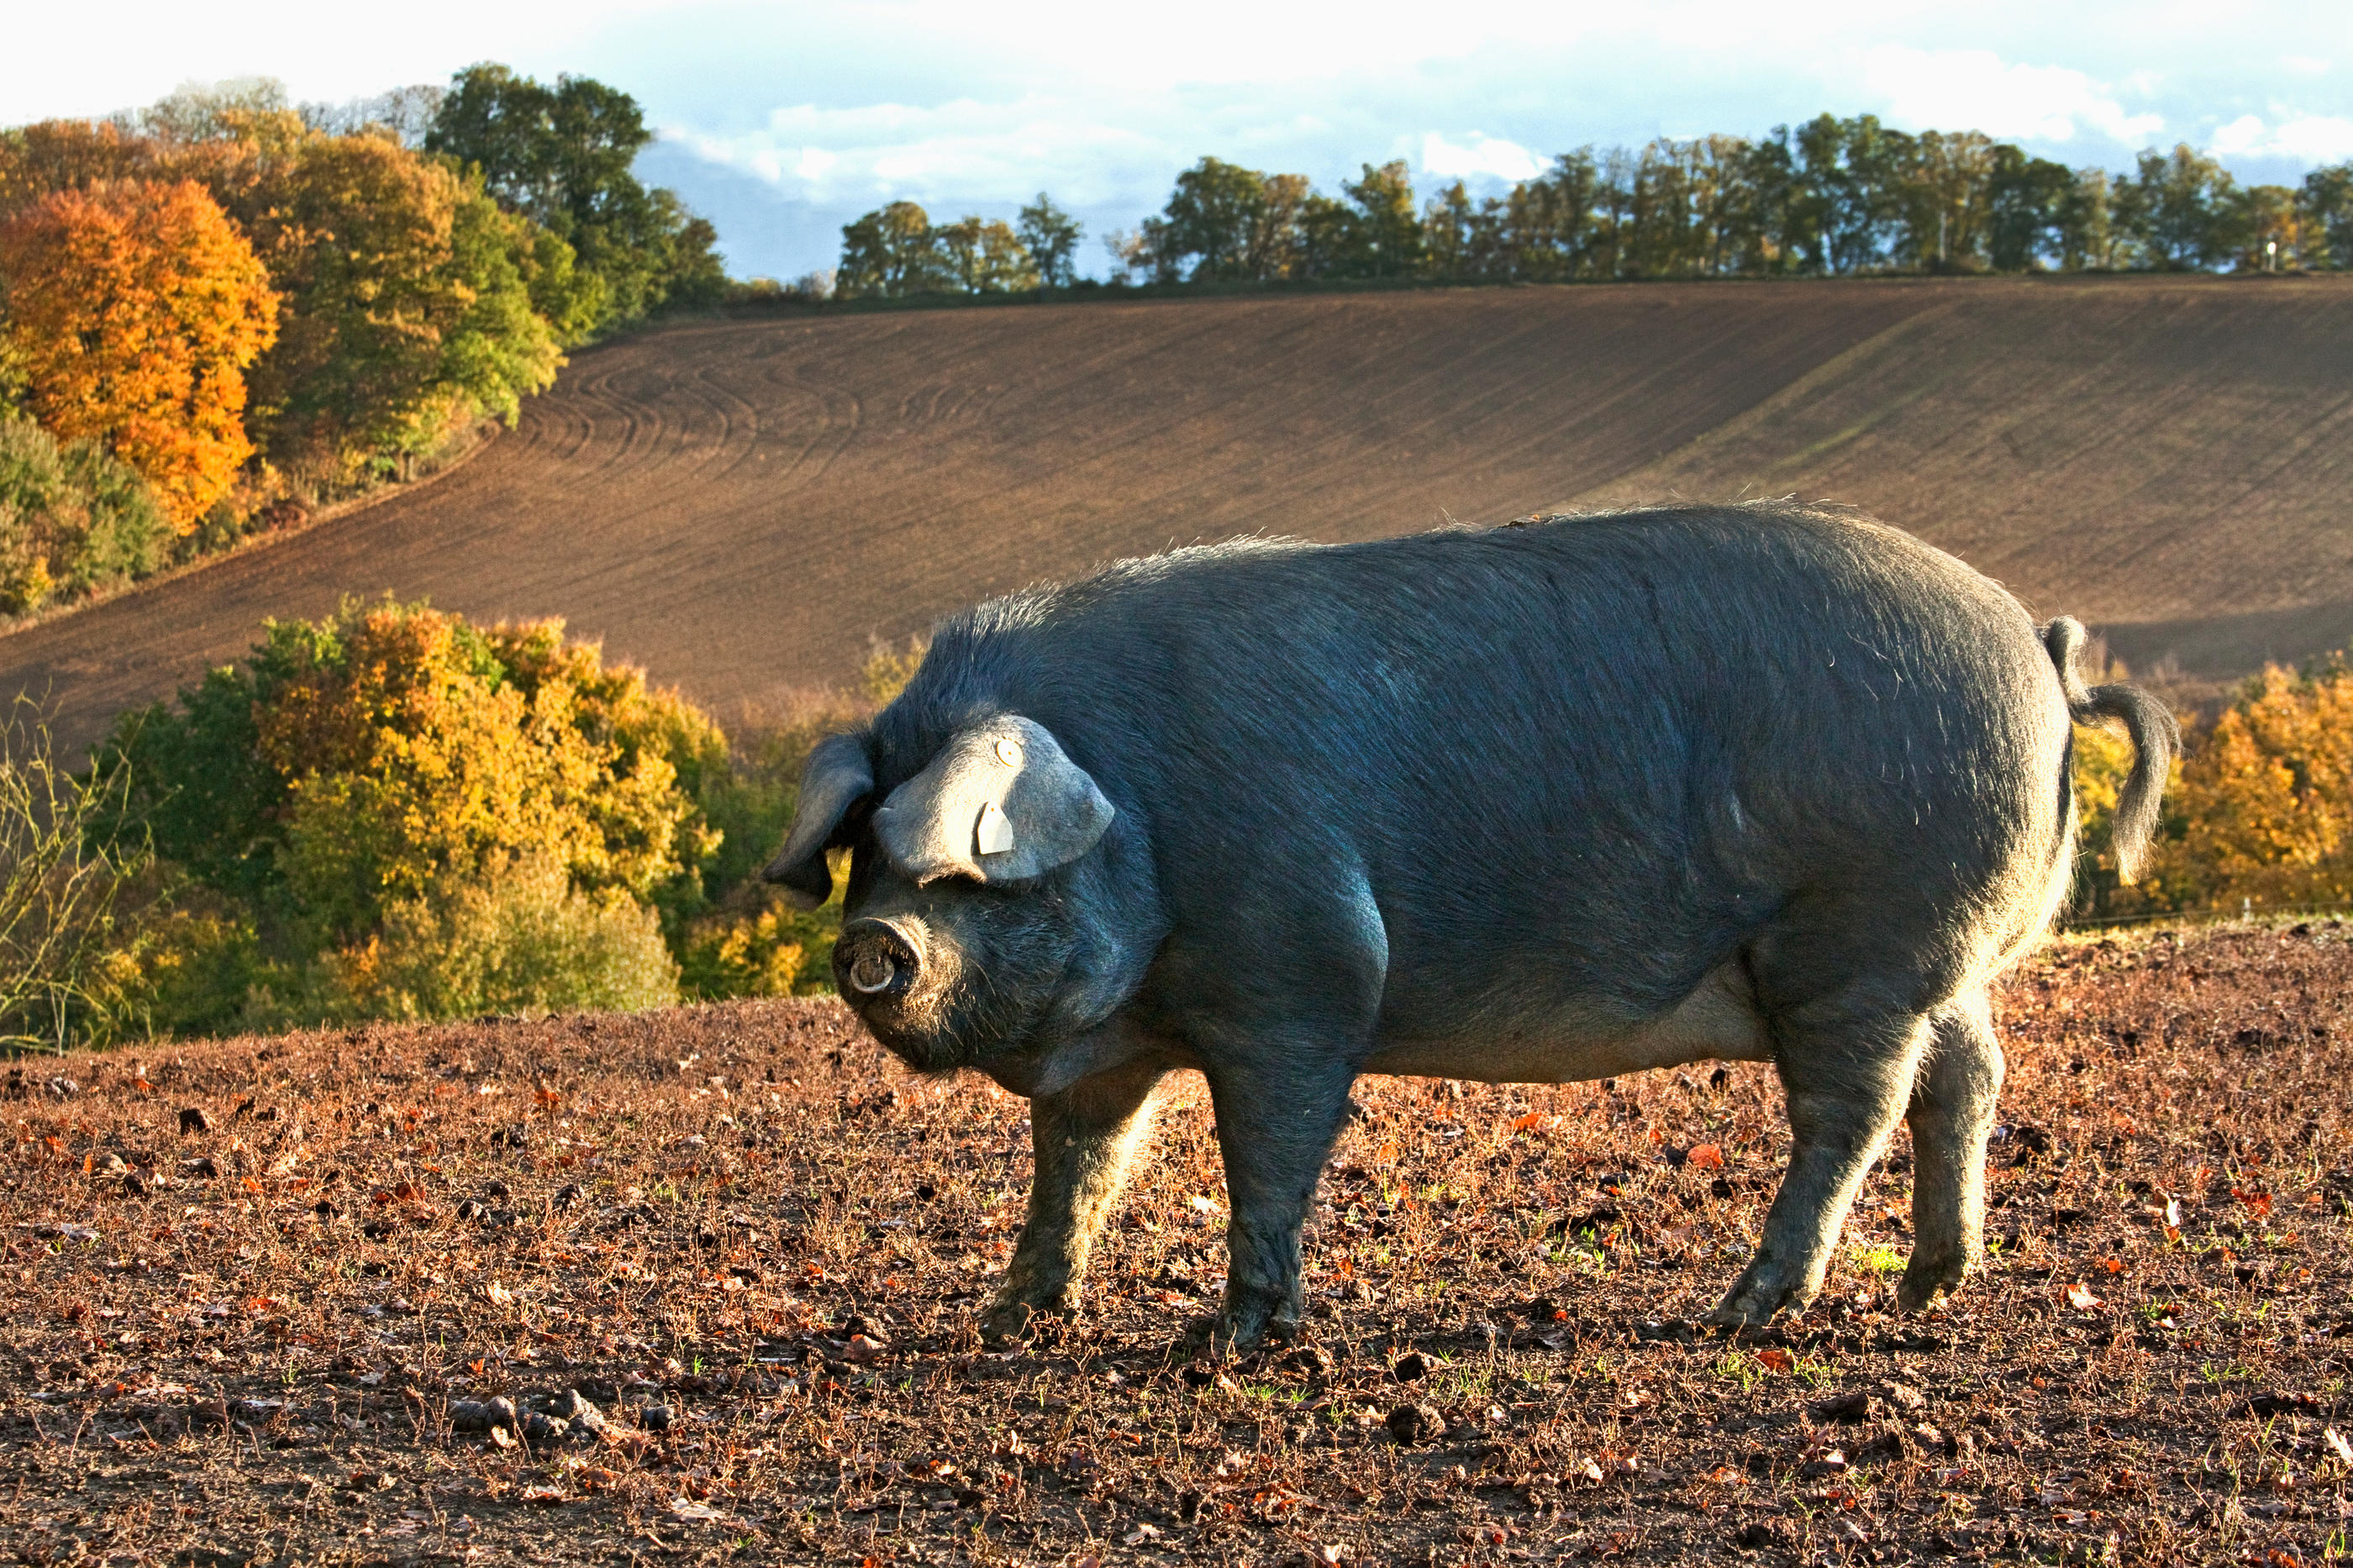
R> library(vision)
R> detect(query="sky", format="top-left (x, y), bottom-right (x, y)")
top-left (7, 1), bottom-right (2350, 282)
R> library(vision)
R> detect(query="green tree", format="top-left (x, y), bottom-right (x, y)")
top-left (2118, 145), bottom-right (2240, 270)
top-left (1500, 151), bottom-right (1603, 281)
top-left (1792, 114), bottom-right (1913, 273)
top-left (1016, 193), bottom-right (1084, 287)
top-left (2301, 164), bottom-right (2353, 269)
top-left (2057, 166), bottom-right (2119, 269)
top-left (935, 216), bottom-right (1039, 292)
top-left (1421, 181), bottom-right (1508, 282)
top-left (1140, 157), bottom-right (1307, 282)
top-left (425, 64), bottom-right (724, 329)
top-left (1891, 129), bottom-right (1997, 271)
top-left (1986, 145), bottom-right (2077, 271)
top-left (1339, 160), bottom-right (1420, 278)
top-left (100, 600), bottom-right (720, 950)
top-left (836, 201), bottom-right (950, 297)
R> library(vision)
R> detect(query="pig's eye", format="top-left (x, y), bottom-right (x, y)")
top-left (847, 950), bottom-right (898, 994)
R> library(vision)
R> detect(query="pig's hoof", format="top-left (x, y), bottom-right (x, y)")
top-left (1702, 1258), bottom-right (1813, 1329)
top-left (1895, 1251), bottom-right (1970, 1313)
top-left (1186, 1291), bottom-right (1298, 1355)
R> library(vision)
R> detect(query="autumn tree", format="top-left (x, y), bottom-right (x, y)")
top-left (236, 133), bottom-right (564, 477)
top-left (0, 179), bottom-right (277, 531)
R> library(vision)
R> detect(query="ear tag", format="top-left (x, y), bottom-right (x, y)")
top-left (976, 800), bottom-right (1015, 856)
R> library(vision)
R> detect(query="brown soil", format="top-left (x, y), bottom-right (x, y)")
top-left (5, 923), bottom-right (2350, 1565)
top-left (5, 276), bottom-right (2353, 751)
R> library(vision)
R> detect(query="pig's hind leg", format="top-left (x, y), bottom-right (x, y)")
top-left (1703, 997), bottom-right (1931, 1329)
top-left (982, 1060), bottom-right (1166, 1344)
top-left (1898, 987), bottom-right (2002, 1311)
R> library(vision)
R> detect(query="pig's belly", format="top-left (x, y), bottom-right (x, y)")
top-left (1358, 960), bottom-right (1771, 1083)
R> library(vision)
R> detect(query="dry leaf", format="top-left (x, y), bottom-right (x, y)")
top-left (1685, 1144), bottom-right (1725, 1170)
top-left (2064, 1281), bottom-right (2102, 1311)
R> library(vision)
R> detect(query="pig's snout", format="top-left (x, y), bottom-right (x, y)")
top-left (835, 918), bottom-right (920, 999)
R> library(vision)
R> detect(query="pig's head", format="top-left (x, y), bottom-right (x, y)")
top-left (760, 714), bottom-right (1161, 1073)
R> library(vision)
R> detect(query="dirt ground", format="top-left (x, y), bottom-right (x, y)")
top-left (7, 276), bottom-right (2353, 755)
top-left (4, 921), bottom-right (2350, 1565)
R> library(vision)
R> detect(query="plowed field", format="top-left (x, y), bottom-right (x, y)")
top-left (4, 923), bottom-right (2350, 1564)
top-left (5, 276), bottom-right (2352, 750)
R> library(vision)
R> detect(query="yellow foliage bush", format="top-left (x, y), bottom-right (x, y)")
top-left (334, 851), bottom-right (679, 1022)
top-left (2138, 662), bottom-right (2353, 912)
top-left (102, 599), bottom-right (721, 1032)
top-left (243, 602), bottom-right (720, 941)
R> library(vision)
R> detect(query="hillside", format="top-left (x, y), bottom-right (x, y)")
top-left (5, 275), bottom-right (2350, 749)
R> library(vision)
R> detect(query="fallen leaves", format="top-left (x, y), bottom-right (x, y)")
top-left (6, 927), bottom-right (2353, 1568)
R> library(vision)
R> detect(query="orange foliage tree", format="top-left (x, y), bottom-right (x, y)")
top-left (0, 179), bottom-right (278, 531)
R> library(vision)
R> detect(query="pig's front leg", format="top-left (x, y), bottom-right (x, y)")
top-left (1203, 1059), bottom-right (1357, 1350)
top-left (982, 1059), bottom-right (1166, 1344)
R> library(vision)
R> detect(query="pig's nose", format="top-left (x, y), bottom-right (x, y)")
top-left (835, 919), bottom-right (918, 997)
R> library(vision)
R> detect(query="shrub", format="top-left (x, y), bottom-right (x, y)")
top-left (334, 851), bottom-right (678, 1021)
top-left (2140, 660), bottom-right (2353, 912)
top-left (97, 600), bottom-right (719, 1034)
top-left (104, 598), bottom-right (721, 946)
top-left (107, 904), bottom-right (266, 1041)
top-left (677, 861), bottom-right (844, 999)
top-left (0, 704), bottom-right (149, 1050)
top-left (0, 415), bottom-right (166, 613)
top-left (673, 639), bottom-right (925, 1000)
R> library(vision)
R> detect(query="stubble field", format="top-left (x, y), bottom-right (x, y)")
top-left (4, 922), bottom-right (2350, 1566)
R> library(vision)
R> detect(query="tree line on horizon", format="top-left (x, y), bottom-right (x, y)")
top-left (0, 67), bottom-right (725, 618)
top-left (832, 113), bottom-right (2353, 298)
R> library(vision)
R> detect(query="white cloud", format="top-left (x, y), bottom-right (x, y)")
top-left (1419, 132), bottom-right (1545, 184)
top-left (2269, 116), bottom-right (2353, 161)
top-left (2213, 113), bottom-right (2266, 154)
top-left (2207, 113), bottom-right (2353, 162)
top-left (675, 95), bottom-right (1182, 208)
top-left (1859, 45), bottom-right (2163, 145)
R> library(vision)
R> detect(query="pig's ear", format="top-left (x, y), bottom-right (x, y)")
top-left (873, 716), bottom-right (1114, 886)
top-left (761, 732), bottom-right (876, 909)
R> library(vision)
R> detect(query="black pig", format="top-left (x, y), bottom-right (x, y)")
top-left (766, 502), bottom-right (2175, 1348)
